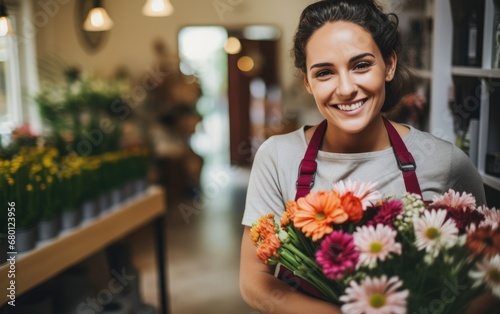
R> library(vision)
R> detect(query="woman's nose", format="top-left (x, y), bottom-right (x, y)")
top-left (335, 72), bottom-right (357, 99)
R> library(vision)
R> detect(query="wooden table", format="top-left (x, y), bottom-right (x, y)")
top-left (0, 186), bottom-right (169, 313)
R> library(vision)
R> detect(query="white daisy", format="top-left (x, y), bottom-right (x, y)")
top-left (332, 179), bottom-right (381, 210)
top-left (469, 255), bottom-right (500, 298)
top-left (413, 209), bottom-right (458, 258)
top-left (340, 275), bottom-right (409, 314)
top-left (353, 224), bottom-right (402, 269)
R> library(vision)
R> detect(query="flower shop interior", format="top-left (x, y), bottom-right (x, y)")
top-left (1, 0), bottom-right (500, 313)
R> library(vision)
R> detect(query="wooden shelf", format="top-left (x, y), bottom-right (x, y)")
top-left (0, 186), bottom-right (166, 306)
top-left (451, 66), bottom-right (500, 78)
top-left (481, 172), bottom-right (500, 191)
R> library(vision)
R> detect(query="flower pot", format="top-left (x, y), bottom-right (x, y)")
top-left (99, 193), bottom-right (112, 214)
top-left (16, 226), bottom-right (37, 253)
top-left (37, 216), bottom-right (61, 244)
top-left (81, 199), bottom-right (98, 224)
top-left (134, 178), bottom-right (147, 195)
top-left (111, 188), bottom-right (122, 210)
top-left (61, 208), bottom-right (81, 233)
top-left (124, 181), bottom-right (135, 202)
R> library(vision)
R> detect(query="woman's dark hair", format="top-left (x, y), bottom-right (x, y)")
top-left (293, 0), bottom-right (415, 111)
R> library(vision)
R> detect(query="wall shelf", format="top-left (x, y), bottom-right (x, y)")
top-left (452, 66), bottom-right (500, 78)
top-left (0, 186), bottom-right (166, 306)
top-left (481, 172), bottom-right (500, 191)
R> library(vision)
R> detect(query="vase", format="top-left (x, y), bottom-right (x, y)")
top-left (61, 207), bottom-right (81, 233)
top-left (16, 226), bottom-right (37, 253)
top-left (81, 199), bottom-right (98, 224)
top-left (37, 216), bottom-right (61, 244)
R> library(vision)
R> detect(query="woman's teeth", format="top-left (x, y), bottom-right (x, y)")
top-left (336, 100), bottom-right (364, 111)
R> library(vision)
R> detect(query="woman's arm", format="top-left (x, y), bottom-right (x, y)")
top-left (239, 226), bottom-right (341, 314)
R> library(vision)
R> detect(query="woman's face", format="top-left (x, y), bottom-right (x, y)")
top-left (304, 21), bottom-right (396, 134)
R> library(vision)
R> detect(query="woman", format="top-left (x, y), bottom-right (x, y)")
top-left (240, 0), bottom-right (490, 312)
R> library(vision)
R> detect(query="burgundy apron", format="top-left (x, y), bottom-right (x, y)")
top-left (276, 117), bottom-right (422, 299)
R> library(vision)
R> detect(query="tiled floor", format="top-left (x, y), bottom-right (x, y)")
top-left (139, 162), bottom-right (255, 314)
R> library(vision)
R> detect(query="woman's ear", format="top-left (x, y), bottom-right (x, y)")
top-left (385, 51), bottom-right (397, 82)
top-left (303, 72), bottom-right (313, 94)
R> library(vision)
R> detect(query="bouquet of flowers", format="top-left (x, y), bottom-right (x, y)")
top-left (250, 180), bottom-right (500, 313)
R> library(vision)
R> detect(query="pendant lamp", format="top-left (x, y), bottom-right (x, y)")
top-left (142, 0), bottom-right (174, 17)
top-left (0, 0), bottom-right (14, 36)
top-left (83, 0), bottom-right (113, 32)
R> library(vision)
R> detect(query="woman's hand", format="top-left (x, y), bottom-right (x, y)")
top-left (240, 226), bottom-right (342, 314)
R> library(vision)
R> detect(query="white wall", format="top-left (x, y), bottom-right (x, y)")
top-left (34, 0), bottom-right (315, 91)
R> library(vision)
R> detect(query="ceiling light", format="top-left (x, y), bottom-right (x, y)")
top-left (224, 37), bottom-right (242, 55)
top-left (83, 0), bottom-right (113, 32)
top-left (0, 0), bottom-right (14, 36)
top-left (143, 0), bottom-right (174, 17)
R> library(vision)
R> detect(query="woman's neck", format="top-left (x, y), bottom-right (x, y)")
top-left (321, 116), bottom-right (392, 153)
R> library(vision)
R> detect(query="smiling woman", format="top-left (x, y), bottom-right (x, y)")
top-left (239, 0), bottom-right (495, 313)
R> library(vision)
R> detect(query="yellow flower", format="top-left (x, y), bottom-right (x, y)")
top-left (47, 176), bottom-right (53, 183)
top-left (41, 183), bottom-right (46, 190)
top-left (35, 175), bottom-right (42, 182)
top-left (7, 177), bottom-right (14, 185)
top-left (42, 155), bottom-right (53, 168)
top-left (26, 184), bottom-right (33, 192)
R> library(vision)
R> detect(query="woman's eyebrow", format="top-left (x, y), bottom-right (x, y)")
top-left (309, 53), bottom-right (375, 70)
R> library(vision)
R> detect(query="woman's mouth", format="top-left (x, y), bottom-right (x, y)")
top-left (333, 99), bottom-right (367, 111)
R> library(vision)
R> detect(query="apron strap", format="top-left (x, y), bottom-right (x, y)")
top-left (382, 117), bottom-right (423, 197)
top-left (295, 119), bottom-right (328, 200)
top-left (295, 118), bottom-right (423, 200)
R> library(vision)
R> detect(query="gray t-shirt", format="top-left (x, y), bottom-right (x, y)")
top-left (242, 125), bottom-right (486, 226)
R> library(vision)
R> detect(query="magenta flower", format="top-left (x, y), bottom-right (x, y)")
top-left (316, 231), bottom-right (359, 280)
top-left (367, 199), bottom-right (404, 229)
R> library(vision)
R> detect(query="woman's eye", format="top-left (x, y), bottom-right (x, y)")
top-left (316, 70), bottom-right (332, 78)
top-left (354, 62), bottom-right (371, 70)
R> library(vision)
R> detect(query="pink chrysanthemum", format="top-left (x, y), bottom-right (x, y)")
top-left (414, 209), bottom-right (458, 258)
top-left (367, 199), bottom-right (404, 229)
top-left (478, 206), bottom-right (500, 230)
top-left (315, 231), bottom-right (359, 280)
top-left (353, 224), bottom-right (402, 269)
top-left (340, 276), bottom-right (409, 314)
top-left (469, 254), bottom-right (500, 298)
top-left (332, 179), bottom-right (381, 210)
top-left (430, 189), bottom-right (476, 210)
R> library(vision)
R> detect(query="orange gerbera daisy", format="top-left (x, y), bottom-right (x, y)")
top-left (294, 190), bottom-right (348, 241)
top-left (256, 233), bottom-right (281, 263)
top-left (281, 200), bottom-right (300, 227)
top-left (250, 213), bottom-right (276, 244)
top-left (341, 192), bottom-right (364, 223)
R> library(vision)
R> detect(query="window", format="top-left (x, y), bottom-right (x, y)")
top-left (0, 11), bottom-right (22, 138)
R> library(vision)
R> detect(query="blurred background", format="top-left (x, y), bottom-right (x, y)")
top-left (0, 0), bottom-right (499, 313)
